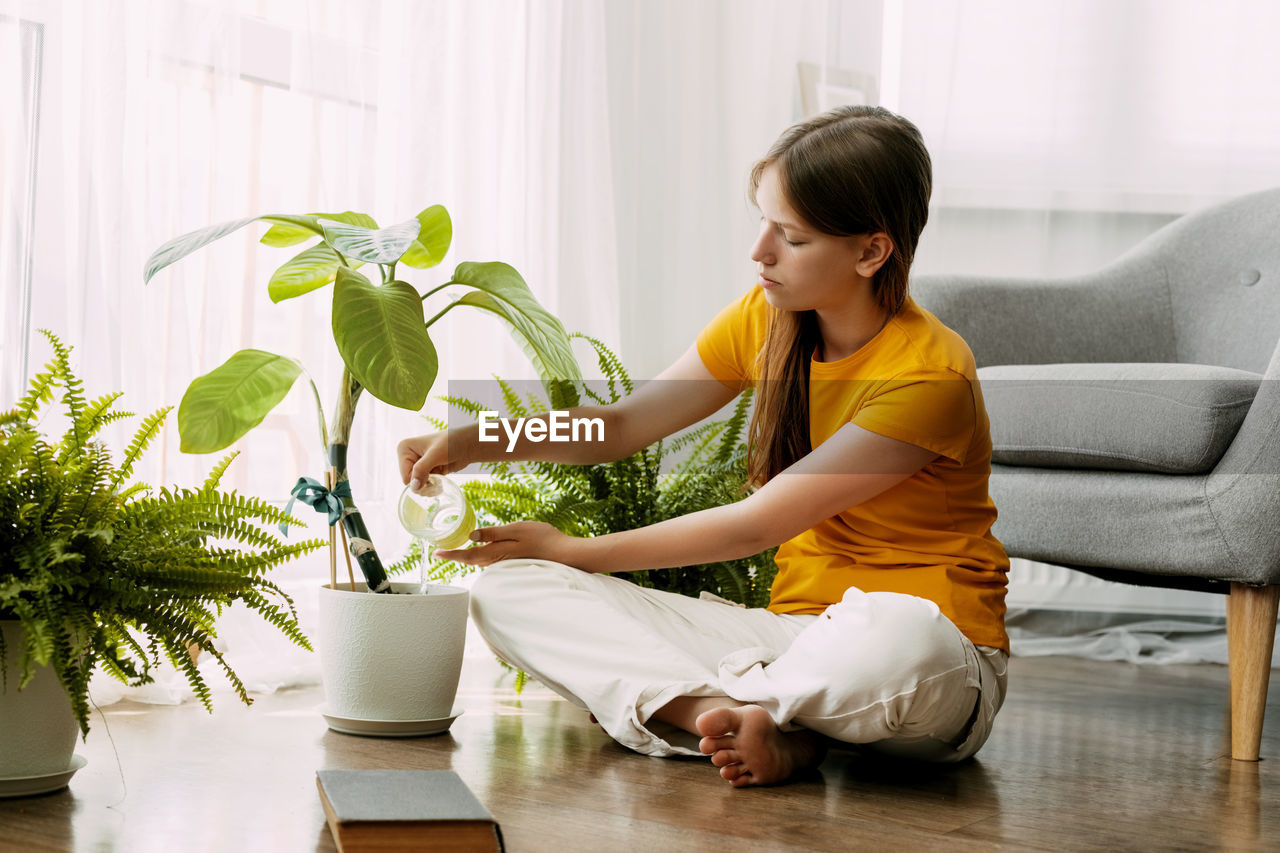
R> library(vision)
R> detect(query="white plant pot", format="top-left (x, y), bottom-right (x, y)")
top-left (317, 582), bottom-right (469, 723)
top-left (0, 620), bottom-right (79, 779)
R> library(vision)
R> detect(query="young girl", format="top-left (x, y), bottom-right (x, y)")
top-left (397, 105), bottom-right (1009, 788)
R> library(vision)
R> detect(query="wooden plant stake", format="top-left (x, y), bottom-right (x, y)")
top-left (333, 465), bottom-right (357, 591)
top-left (326, 469), bottom-right (338, 590)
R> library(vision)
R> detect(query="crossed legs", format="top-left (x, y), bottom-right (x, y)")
top-left (469, 560), bottom-right (999, 786)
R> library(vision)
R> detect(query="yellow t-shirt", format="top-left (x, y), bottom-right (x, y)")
top-left (696, 285), bottom-right (1010, 652)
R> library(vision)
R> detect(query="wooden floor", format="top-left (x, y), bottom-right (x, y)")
top-left (2, 653), bottom-right (1278, 852)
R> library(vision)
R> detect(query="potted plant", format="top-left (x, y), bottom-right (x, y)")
top-left (0, 332), bottom-right (322, 795)
top-left (144, 206), bottom-right (582, 729)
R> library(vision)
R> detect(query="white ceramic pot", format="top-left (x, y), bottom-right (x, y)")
top-left (0, 620), bottom-right (79, 778)
top-left (317, 582), bottom-right (468, 722)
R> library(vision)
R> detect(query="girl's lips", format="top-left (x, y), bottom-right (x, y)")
top-left (759, 275), bottom-right (781, 288)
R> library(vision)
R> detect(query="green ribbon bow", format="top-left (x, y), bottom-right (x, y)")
top-left (280, 476), bottom-right (352, 536)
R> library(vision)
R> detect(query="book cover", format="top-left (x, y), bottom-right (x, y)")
top-left (316, 769), bottom-right (503, 852)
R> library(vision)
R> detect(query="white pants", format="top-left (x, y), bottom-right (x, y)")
top-left (469, 560), bottom-right (1007, 761)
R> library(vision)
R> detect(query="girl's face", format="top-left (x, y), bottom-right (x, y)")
top-left (749, 165), bottom-right (889, 314)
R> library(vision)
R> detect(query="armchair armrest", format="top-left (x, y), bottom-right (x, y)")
top-left (911, 258), bottom-right (1175, 368)
top-left (1207, 337), bottom-right (1280, 584)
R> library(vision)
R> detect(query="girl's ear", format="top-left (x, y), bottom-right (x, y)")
top-left (854, 233), bottom-right (895, 278)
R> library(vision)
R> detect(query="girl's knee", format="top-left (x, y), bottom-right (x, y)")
top-left (802, 590), bottom-right (970, 682)
top-left (468, 560), bottom-right (578, 657)
top-left (469, 559), bottom-right (577, 617)
top-left (468, 560), bottom-right (513, 607)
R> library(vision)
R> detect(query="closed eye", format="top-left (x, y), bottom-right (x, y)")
top-left (759, 215), bottom-right (806, 246)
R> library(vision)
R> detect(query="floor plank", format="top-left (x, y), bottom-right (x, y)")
top-left (1, 654), bottom-right (1277, 852)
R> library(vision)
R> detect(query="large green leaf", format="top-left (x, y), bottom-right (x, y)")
top-left (268, 243), bottom-right (343, 303)
top-left (453, 291), bottom-right (581, 409)
top-left (331, 267), bottom-right (437, 409)
top-left (177, 349), bottom-right (303, 453)
top-left (399, 205), bottom-right (452, 269)
top-left (260, 211), bottom-right (376, 248)
top-left (448, 261), bottom-right (583, 407)
top-left (259, 219), bottom-right (319, 248)
top-left (144, 214), bottom-right (322, 283)
top-left (320, 217), bottom-right (420, 265)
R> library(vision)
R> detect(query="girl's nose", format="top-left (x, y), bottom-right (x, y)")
top-left (750, 234), bottom-right (774, 264)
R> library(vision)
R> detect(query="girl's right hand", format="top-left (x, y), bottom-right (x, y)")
top-left (397, 429), bottom-right (473, 489)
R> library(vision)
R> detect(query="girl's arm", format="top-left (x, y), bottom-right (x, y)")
top-left (399, 343), bottom-right (738, 482)
top-left (435, 421), bottom-right (939, 570)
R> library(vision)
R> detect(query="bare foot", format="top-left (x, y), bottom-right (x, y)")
top-left (696, 705), bottom-right (825, 787)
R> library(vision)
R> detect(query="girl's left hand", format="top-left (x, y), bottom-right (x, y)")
top-left (434, 521), bottom-right (578, 567)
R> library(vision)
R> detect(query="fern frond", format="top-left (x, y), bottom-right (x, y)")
top-left (438, 395), bottom-right (488, 419)
top-left (117, 481), bottom-right (153, 503)
top-left (168, 637), bottom-right (217, 712)
top-left (201, 451), bottom-right (241, 491)
top-left (575, 333), bottom-right (633, 399)
top-left (111, 407), bottom-right (172, 487)
top-left (714, 387), bottom-right (753, 467)
top-left (41, 331), bottom-right (91, 451)
top-left (13, 369), bottom-right (57, 420)
top-left (73, 392), bottom-right (130, 441)
top-left (497, 378), bottom-right (531, 419)
top-left (239, 588), bottom-right (312, 651)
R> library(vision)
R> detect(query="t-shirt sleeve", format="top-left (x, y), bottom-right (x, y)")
top-left (851, 368), bottom-right (977, 464)
top-left (695, 290), bottom-right (759, 392)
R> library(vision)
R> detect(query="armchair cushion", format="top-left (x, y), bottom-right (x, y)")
top-left (978, 363), bottom-right (1262, 474)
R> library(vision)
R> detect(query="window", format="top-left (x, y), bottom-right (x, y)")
top-left (0, 14), bottom-right (43, 406)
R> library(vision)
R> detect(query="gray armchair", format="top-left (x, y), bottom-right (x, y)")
top-left (912, 188), bottom-right (1280, 761)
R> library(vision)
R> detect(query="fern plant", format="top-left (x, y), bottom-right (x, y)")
top-left (393, 334), bottom-right (777, 608)
top-left (0, 331), bottom-right (325, 737)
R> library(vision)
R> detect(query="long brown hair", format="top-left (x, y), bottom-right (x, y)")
top-left (746, 105), bottom-right (932, 488)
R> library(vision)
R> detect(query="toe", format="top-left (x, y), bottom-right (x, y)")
top-left (721, 763), bottom-right (747, 782)
top-left (710, 748), bottom-right (741, 768)
top-left (695, 706), bottom-right (743, 739)
top-left (698, 735), bottom-right (734, 755)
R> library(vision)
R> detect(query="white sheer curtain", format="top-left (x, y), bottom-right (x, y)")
top-left (1, 0), bottom-right (846, 703)
top-left (891, 0), bottom-right (1280, 220)
top-left (601, 0), bottom-right (839, 378)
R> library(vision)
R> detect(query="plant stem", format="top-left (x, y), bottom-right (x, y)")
top-left (419, 281), bottom-right (455, 301)
top-left (425, 301), bottom-right (458, 328)
top-left (329, 369), bottom-right (391, 593)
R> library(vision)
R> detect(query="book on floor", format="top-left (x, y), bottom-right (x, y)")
top-left (316, 769), bottom-right (503, 852)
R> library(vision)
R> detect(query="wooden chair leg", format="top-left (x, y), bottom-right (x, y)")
top-left (1227, 583), bottom-right (1280, 761)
